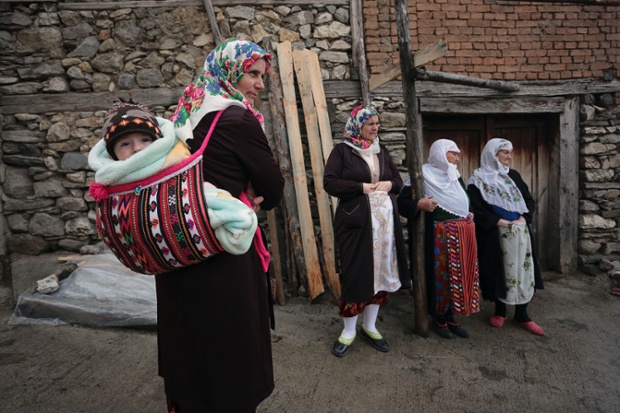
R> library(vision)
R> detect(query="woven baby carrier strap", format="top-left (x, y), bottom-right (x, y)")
top-left (94, 110), bottom-right (224, 275)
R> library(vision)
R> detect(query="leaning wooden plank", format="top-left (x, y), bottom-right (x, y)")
top-left (293, 49), bottom-right (341, 300)
top-left (368, 40), bottom-right (448, 91)
top-left (263, 39), bottom-right (306, 295)
top-left (277, 41), bottom-right (324, 301)
top-left (304, 50), bottom-right (338, 216)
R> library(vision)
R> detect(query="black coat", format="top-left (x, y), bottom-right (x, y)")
top-left (155, 106), bottom-right (284, 413)
top-left (467, 169), bottom-right (543, 302)
top-left (324, 142), bottom-right (410, 302)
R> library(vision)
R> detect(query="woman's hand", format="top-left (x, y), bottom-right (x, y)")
top-left (364, 181), bottom-right (392, 194)
top-left (245, 181), bottom-right (264, 212)
top-left (511, 216), bottom-right (526, 224)
top-left (374, 181), bottom-right (392, 192)
top-left (497, 219), bottom-right (511, 227)
top-left (417, 196), bottom-right (437, 212)
top-left (362, 183), bottom-right (375, 194)
top-left (467, 212), bottom-right (474, 223)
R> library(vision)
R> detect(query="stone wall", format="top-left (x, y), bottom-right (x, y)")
top-left (0, 2), bottom-right (359, 256)
top-left (578, 101), bottom-right (620, 275)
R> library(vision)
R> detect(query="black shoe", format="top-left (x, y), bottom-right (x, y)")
top-left (447, 321), bottom-right (469, 338)
top-left (432, 321), bottom-right (453, 339)
top-left (360, 327), bottom-right (389, 352)
top-left (332, 340), bottom-right (350, 357)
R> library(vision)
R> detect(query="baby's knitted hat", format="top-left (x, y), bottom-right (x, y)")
top-left (102, 99), bottom-right (162, 159)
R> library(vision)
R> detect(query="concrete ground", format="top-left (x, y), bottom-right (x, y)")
top-left (0, 252), bottom-right (619, 413)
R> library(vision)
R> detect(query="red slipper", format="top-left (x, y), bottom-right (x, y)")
top-left (489, 315), bottom-right (507, 328)
top-left (515, 320), bottom-right (545, 336)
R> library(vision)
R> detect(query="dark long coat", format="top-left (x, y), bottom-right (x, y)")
top-left (466, 169), bottom-right (543, 302)
top-left (323, 142), bottom-right (410, 303)
top-left (155, 106), bottom-right (284, 413)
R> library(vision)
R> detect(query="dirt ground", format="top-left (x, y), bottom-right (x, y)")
top-left (1, 254), bottom-right (619, 413)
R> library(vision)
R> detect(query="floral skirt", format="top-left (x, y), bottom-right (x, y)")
top-left (498, 222), bottom-right (535, 305)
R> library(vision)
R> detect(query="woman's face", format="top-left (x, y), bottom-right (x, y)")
top-left (361, 115), bottom-right (380, 142)
top-left (236, 58), bottom-right (267, 106)
top-left (497, 149), bottom-right (512, 166)
top-left (446, 150), bottom-right (460, 165)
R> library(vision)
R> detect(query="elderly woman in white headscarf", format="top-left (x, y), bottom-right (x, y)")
top-left (467, 137), bottom-right (544, 336)
top-left (400, 139), bottom-right (480, 339)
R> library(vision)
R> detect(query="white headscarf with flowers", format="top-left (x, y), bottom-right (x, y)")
top-left (422, 139), bottom-right (470, 218)
top-left (171, 38), bottom-right (272, 143)
top-left (342, 104), bottom-right (381, 155)
top-left (468, 138), bottom-right (529, 213)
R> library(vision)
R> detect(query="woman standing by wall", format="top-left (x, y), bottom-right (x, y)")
top-left (467, 138), bottom-right (544, 336)
top-left (324, 104), bottom-right (410, 357)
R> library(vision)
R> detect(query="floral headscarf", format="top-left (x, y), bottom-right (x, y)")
top-left (422, 139), bottom-right (470, 218)
top-left (171, 38), bottom-right (272, 142)
top-left (468, 138), bottom-right (529, 214)
top-left (342, 104), bottom-right (380, 151)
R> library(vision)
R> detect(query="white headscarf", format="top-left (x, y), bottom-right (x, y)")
top-left (422, 139), bottom-right (470, 218)
top-left (468, 138), bottom-right (529, 213)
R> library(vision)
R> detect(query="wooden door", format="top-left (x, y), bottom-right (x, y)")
top-left (422, 114), bottom-right (552, 270)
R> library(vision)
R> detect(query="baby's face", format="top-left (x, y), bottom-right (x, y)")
top-left (113, 133), bottom-right (153, 160)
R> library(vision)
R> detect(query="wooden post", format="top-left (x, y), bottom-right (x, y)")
top-left (267, 210), bottom-right (285, 305)
top-left (350, 0), bottom-right (370, 104)
top-left (277, 41), bottom-right (325, 301)
top-left (394, 0), bottom-right (429, 337)
top-left (202, 0), bottom-right (221, 45)
top-left (263, 40), bottom-right (305, 295)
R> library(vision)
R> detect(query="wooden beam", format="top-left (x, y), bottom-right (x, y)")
top-left (0, 88), bottom-right (184, 114)
top-left (52, 0), bottom-right (349, 11)
top-left (420, 96), bottom-right (568, 114)
top-left (415, 68), bottom-right (520, 92)
top-left (3, 79), bottom-right (618, 115)
top-left (498, 0), bottom-right (620, 6)
top-left (202, 0), bottom-right (221, 45)
top-left (369, 40), bottom-right (447, 91)
top-left (394, 0), bottom-right (429, 337)
top-left (277, 41), bottom-right (325, 301)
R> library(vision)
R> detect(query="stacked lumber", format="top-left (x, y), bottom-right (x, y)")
top-left (265, 41), bottom-right (341, 303)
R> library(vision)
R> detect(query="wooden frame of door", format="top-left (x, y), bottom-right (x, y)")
top-left (419, 96), bottom-right (579, 274)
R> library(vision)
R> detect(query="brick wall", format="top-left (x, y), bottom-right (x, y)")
top-left (364, 0), bottom-right (619, 82)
